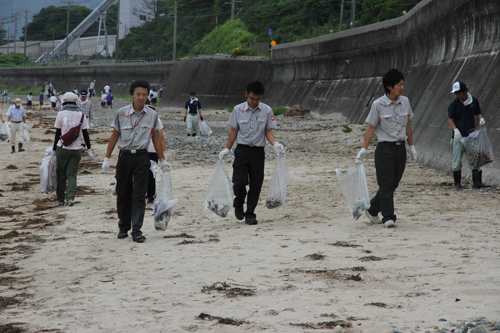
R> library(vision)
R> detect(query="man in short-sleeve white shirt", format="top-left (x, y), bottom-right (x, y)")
top-left (356, 69), bottom-right (417, 229)
top-left (219, 81), bottom-right (284, 225)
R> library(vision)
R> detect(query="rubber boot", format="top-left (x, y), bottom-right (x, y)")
top-left (453, 171), bottom-right (463, 190)
top-left (11, 145), bottom-right (15, 154)
top-left (18, 143), bottom-right (25, 152)
top-left (472, 169), bottom-right (487, 188)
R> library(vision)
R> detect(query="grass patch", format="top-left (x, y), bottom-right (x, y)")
top-left (332, 140), bottom-right (339, 144)
top-left (227, 104), bottom-right (236, 112)
top-left (272, 107), bottom-right (287, 116)
top-left (342, 125), bottom-right (352, 133)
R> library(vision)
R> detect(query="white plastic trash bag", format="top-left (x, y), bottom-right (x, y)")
top-left (0, 122), bottom-right (9, 141)
top-left (203, 159), bottom-right (233, 218)
top-left (24, 129), bottom-right (30, 142)
top-left (40, 147), bottom-right (58, 194)
top-left (265, 152), bottom-right (293, 210)
top-left (335, 163), bottom-right (370, 220)
top-left (199, 120), bottom-right (212, 136)
top-left (153, 170), bottom-right (178, 231)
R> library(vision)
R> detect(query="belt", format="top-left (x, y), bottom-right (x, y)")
top-left (188, 113), bottom-right (198, 115)
top-left (11, 121), bottom-right (22, 123)
top-left (380, 141), bottom-right (406, 145)
top-left (238, 144), bottom-right (264, 148)
top-left (120, 149), bottom-right (148, 154)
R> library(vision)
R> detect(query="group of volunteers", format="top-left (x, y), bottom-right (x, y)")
top-left (1, 67), bottom-right (488, 242)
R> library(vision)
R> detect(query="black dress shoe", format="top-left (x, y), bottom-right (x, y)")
top-left (133, 235), bottom-right (146, 243)
top-left (235, 206), bottom-right (244, 220)
top-left (117, 231), bottom-right (128, 239)
top-left (245, 217), bottom-right (258, 225)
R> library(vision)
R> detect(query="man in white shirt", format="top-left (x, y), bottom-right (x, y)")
top-left (6, 99), bottom-right (27, 153)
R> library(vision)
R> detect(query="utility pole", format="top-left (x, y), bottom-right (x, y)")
top-left (339, 0), bottom-right (344, 32)
top-left (225, 0), bottom-right (242, 20)
top-left (173, 0), bottom-right (177, 61)
top-left (63, 0), bottom-right (71, 62)
top-left (350, 0), bottom-right (356, 29)
top-left (115, 0), bottom-right (120, 61)
top-left (7, 26), bottom-right (9, 54)
top-left (12, 11), bottom-right (18, 53)
top-left (23, 7), bottom-right (29, 66)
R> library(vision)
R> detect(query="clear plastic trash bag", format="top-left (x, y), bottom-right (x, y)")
top-left (461, 126), bottom-right (495, 168)
top-left (199, 121), bottom-right (213, 136)
top-left (40, 147), bottom-right (58, 194)
top-left (0, 122), bottom-right (9, 141)
top-left (203, 159), bottom-right (233, 218)
top-left (265, 151), bottom-right (293, 210)
top-left (335, 163), bottom-right (371, 220)
top-left (150, 161), bottom-right (178, 231)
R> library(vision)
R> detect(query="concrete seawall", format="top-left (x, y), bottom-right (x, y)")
top-left (267, 0), bottom-right (500, 183)
top-left (1, 0), bottom-right (499, 183)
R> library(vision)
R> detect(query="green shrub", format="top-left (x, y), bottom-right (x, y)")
top-left (272, 107), bottom-right (287, 116)
top-left (190, 19), bottom-right (258, 56)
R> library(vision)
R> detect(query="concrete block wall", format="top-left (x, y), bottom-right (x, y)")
top-left (267, 0), bottom-right (500, 183)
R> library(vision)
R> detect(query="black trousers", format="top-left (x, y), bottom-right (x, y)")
top-left (147, 152), bottom-right (159, 198)
top-left (115, 151), bottom-right (150, 237)
top-left (232, 145), bottom-right (265, 219)
top-left (368, 142), bottom-right (406, 222)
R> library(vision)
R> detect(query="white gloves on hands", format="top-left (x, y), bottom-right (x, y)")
top-left (453, 129), bottom-right (462, 142)
top-left (219, 148), bottom-right (230, 160)
top-left (87, 149), bottom-right (94, 158)
top-left (356, 148), bottom-right (367, 163)
top-left (479, 118), bottom-right (485, 125)
top-left (273, 141), bottom-right (284, 154)
top-left (102, 157), bottom-right (110, 174)
top-left (408, 145), bottom-right (417, 163)
top-left (159, 158), bottom-right (172, 172)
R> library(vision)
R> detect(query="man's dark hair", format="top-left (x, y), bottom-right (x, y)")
top-left (130, 80), bottom-right (150, 95)
top-left (246, 81), bottom-right (265, 95)
top-left (382, 69), bottom-right (404, 94)
top-left (190, 91), bottom-right (196, 96)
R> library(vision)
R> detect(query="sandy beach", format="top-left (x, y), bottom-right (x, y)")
top-left (0, 98), bottom-right (499, 333)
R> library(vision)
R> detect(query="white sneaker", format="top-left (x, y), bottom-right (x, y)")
top-left (365, 211), bottom-right (382, 224)
top-left (384, 220), bottom-right (395, 228)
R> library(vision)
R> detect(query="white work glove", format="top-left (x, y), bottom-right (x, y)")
top-left (356, 148), bottom-right (367, 163)
top-left (479, 118), bottom-right (485, 125)
top-left (453, 129), bottom-right (462, 142)
top-left (159, 158), bottom-right (172, 172)
top-left (219, 148), bottom-right (230, 160)
top-left (87, 149), bottom-right (94, 159)
top-left (408, 145), bottom-right (417, 163)
top-left (273, 141), bottom-right (284, 154)
top-left (102, 157), bottom-right (110, 174)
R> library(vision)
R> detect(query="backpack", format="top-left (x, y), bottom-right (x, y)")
top-left (60, 113), bottom-right (85, 146)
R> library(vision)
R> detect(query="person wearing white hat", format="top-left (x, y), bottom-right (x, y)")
top-left (6, 98), bottom-right (27, 153)
top-left (448, 81), bottom-right (487, 189)
top-left (52, 92), bottom-right (93, 206)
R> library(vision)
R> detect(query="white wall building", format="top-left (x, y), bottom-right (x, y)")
top-left (119, 0), bottom-right (153, 39)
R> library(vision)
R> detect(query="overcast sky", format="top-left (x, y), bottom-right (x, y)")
top-left (2, 0), bottom-right (112, 40)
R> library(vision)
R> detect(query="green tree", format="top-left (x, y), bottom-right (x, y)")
top-left (21, 4), bottom-right (118, 41)
top-left (0, 29), bottom-right (6, 46)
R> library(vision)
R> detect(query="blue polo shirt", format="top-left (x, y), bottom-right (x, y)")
top-left (448, 96), bottom-right (481, 138)
top-left (185, 99), bottom-right (201, 114)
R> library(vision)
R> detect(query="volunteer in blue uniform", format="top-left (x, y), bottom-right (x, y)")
top-left (183, 92), bottom-right (203, 137)
top-left (356, 69), bottom-right (417, 228)
top-left (219, 81), bottom-right (284, 225)
top-left (448, 81), bottom-right (487, 189)
top-left (102, 80), bottom-right (172, 243)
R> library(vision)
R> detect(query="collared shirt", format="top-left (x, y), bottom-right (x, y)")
top-left (148, 118), bottom-right (164, 152)
top-left (365, 95), bottom-right (414, 142)
top-left (50, 96), bottom-right (57, 103)
top-left (89, 81), bottom-right (95, 89)
top-left (111, 104), bottom-right (161, 151)
top-left (6, 105), bottom-right (27, 122)
top-left (448, 94), bottom-right (481, 138)
top-left (27, 95), bottom-right (33, 101)
top-left (227, 101), bottom-right (277, 147)
top-left (78, 99), bottom-right (93, 122)
top-left (185, 98), bottom-right (201, 114)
